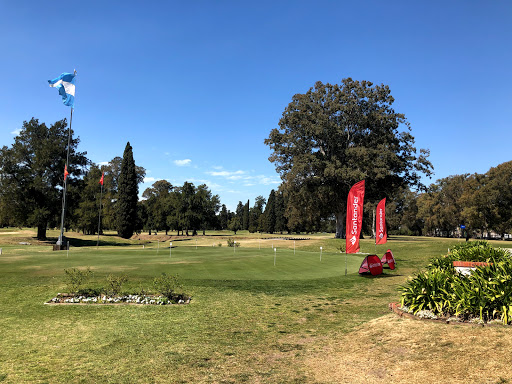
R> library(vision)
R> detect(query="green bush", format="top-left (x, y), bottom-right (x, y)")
top-left (106, 274), bottom-right (128, 296)
top-left (400, 241), bottom-right (512, 324)
top-left (227, 239), bottom-right (240, 247)
top-left (64, 267), bottom-right (93, 294)
top-left (153, 273), bottom-right (182, 300)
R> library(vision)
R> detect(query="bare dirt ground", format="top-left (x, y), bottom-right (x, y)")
top-left (306, 313), bottom-right (512, 384)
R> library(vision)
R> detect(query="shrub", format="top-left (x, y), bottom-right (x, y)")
top-left (227, 239), bottom-right (240, 247)
top-left (64, 267), bottom-right (93, 294)
top-left (400, 241), bottom-right (512, 324)
top-left (106, 274), bottom-right (128, 296)
top-left (153, 273), bottom-right (182, 300)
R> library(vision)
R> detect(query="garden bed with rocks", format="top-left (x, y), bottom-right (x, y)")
top-left (46, 292), bottom-right (191, 305)
top-left (389, 302), bottom-right (507, 327)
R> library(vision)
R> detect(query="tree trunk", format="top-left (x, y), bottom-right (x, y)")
top-left (37, 223), bottom-right (47, 240)
top-left (335, 211), bottom-right (345, 239)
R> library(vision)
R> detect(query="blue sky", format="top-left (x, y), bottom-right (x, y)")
top-left (1, 1), bottom-right (511, 211)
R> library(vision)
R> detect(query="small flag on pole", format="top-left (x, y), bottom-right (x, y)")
top-left (99, 172), bottom-right (104, 186)
top-left (64, 165), bottom-right (69, 181)
top-left (48, 72), bottom-right (76, 108)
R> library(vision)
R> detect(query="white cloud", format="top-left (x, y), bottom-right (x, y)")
top-left (10, 128), bottom-right (21, 135)
top-left (206, 170), bottom-right (245, 180)
top-left (98, 161), bottom-right (109, 166)
top-left (143, 177), bottom-right (156, 183)
top-left (174, 159), bottom-right (191, 166)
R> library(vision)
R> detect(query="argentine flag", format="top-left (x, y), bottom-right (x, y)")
top-left (48, 72), bottom-right (76, 108)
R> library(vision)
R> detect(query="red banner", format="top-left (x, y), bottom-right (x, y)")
top-left (346, 180), bottom-right (365, 254)
top-left (64, 165), bottom-right (69, 181)
top-left (99, 172), bottom-right (104, 186)
top-left (376, 198), bottom-right (387, 245)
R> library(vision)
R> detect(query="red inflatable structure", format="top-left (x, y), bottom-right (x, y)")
top-left (358, 254), bottom-right (383, 276)
top-left (381, 249), bottom-right (396, 270)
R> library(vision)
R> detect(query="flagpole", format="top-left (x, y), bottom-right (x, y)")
top-left (96, 181), bottom-right (103, 247)
top-left (374, 208), bottom-right (377, 254)
top-left (57, 106), bottom-right (73, 248)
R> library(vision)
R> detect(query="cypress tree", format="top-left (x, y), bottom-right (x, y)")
top-left (117, 142), bottom-right (138, 238)
top-left (264, 190), bottom-right (276, 234)
top-left (275, 191), bottom-right (286, 234)
top-left (219, 204), bottom-right (229, 229)
top-left (243, 199), bottom-right (250, 230)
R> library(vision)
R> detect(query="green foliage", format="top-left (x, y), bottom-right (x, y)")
top-left (0, 118), bottom-right (89, 239)
top-left (153, 273), bottom-right (182, 300)
top-left (265, 78), bottom-right (433, 238)
top-left (117, 142), bottom-right (139, 238)
top-left (264, 189), bottom-right (276, 233)
top-left (227, 238), bottom-right (240, 247)
top-left (228, 217), bottom-right (241, 234)
top-left (64, 267), bottom-right (93, 294)
top-left (400, 241), bottom-right (512, 323)
top-left (429, 240), bottom-right (509, 269)
top-left (106, 274), bottom-right (128, 296)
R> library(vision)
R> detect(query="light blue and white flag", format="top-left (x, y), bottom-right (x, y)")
top-left (48, 72), bottom-right (76, 108)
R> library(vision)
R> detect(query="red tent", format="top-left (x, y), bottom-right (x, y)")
top-left (381, 249), bottom-right (395, 270)
top-left (358, 254), bottom-right (383, 276)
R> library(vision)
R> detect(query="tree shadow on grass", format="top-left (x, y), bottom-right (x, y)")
top-left (42, 236), bottom-right (134, 247)
top-left (358, 273), bottom-right (403, 279)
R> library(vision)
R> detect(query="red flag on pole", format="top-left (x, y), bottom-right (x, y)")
top-left (346, 180), bottom-right (365, 254)
top-left (64, 165), bottom-right (69, 181)
top-left (376, 198), bottom-right (387, 245)
top-left (99, 172), bottom-right (104, 186)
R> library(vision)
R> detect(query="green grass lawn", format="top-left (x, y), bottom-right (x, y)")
top-left (0, 230), bottom-right (505, 383)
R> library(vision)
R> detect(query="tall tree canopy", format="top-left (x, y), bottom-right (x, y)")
top-left (116, 142), bottom-right (139, 238)
top-left (0, 118), bottom-right (88, 239)
top-left (265, 78), bottom-right (433, 238)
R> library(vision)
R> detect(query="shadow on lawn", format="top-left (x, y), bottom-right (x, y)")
top-left (43, 236), bottom-right (134, 247)
top-left (358, 273), bottom-right (404, 279)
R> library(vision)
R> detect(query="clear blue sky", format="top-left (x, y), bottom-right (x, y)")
top-left (1, 1), bottom-right (511, 211)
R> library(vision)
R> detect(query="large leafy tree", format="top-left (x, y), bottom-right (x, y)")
top-left (117, 142), bottom-right (139, 238)
top-left (195, 184), bottom-right (221, 235)
top-left (142, 180), bottom-right (174, 234)
top-left (265, 78), bottom-right (433, 238)
top-left (0, 118), bottom-right (88, 239)
top-left (74, 164), bottom-right (103, 235)
top-left (100, 157), bottom-right (146, 231)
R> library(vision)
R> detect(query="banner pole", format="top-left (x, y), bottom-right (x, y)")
top-left (96, 182), bottom-right (103, 247)
top-left (374, 208), bottom-right (377, 254)
top-left (345, 251), bottom-right (348, 276)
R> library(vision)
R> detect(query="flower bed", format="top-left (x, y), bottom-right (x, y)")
top-left (46, 293), bottom-right (191, 305)
top-left (399, 241), bottom-right (512, 325)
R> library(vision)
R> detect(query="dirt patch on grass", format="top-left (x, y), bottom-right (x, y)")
top-left (306, 314), bottom-right (512, 383)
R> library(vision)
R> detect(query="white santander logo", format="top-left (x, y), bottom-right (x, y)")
top-left (350, 236), bottom-right (357, 245)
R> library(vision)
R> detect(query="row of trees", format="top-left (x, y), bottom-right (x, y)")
top-left (0, 119), bottom-right (148, 240)
top-left (395, 161), bottom-right (512, 239)
top-left (4, 79), bottom-right (508, 241)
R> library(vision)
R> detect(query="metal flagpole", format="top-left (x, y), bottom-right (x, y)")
top-left (374, 208), bottom-right (377, 254)
top-left (96, 181), bottom-right (103, 247)
top-left (57, 106), bottom-right (73, 248)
